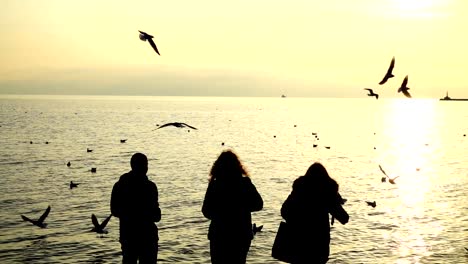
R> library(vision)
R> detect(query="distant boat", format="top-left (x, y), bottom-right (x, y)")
top-left (281, 94), bottom-right (286, 98)
top-left (440, 91), bottom-right (468, 101)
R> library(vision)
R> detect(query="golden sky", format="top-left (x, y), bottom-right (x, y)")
top-left (0, 0), bottom-right (467, 97)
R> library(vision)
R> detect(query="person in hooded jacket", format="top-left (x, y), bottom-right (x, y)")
top-left (281, 162), bottom-right (349, 264)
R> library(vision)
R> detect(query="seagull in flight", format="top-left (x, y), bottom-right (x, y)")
top-left (379, 165), bottom-right (400, 184)
top-left (156, 122), bottom-right (197, 130)
top-left (398, 75), bottom-right (412, 98)
top-left (21, 205), bottom-right (51, 228)
top-left (252, 223), bottom-right (263, 236)
top-left (379, 56), bottom-right (395, 85)
top-left (364, 88), bottom-right (379, 99)
top-left (91, 214), bottom-right (112, 234)
top-left (139, 30), bottom-right (160, 55)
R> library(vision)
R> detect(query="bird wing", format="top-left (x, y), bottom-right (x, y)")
top-left (391, 176), bottom-right (400, 181)
top-left (147, 38), bottom-right (160, 55)
top-left (138, 30), bottom-right (153, 38)
top-left (364, 88), bottom-right (373, 93)
top-left (378, 165), bottom-right (388, 177)
top-left (402, 89), bottom-right (412, 98)
top-left (378, 57), bottom-right (395, 85)
top-left (38, 206), bottom-right (51, 223)
top-left (157, 123), bottom-right (176, 129)
top-left (401, 75), bottom-right (408, 88)
top-left (100, 214), bottom-right (112, 229)
top-left (91, 214), bottom-right (100, 228)
top-left (379, 75), bottom-right (389, 85)
top-left (181, 123), bottom-right (197, 130)
top-left (387, 57), bottom-right (395, 74)
top-left (21, 215), bottom-right (34, 223)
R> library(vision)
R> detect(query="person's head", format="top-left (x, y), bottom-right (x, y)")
top-left (209, 149), bottom-right (249, 181)
top-left (305, 162), bottom-right (329, 179)
top-left (130, 152), bottom-right (148, 175)
top-left (304, 162), bottom-right (338, 191)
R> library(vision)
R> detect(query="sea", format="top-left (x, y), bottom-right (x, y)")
top-left (0, 95), bottom-right (467, 264)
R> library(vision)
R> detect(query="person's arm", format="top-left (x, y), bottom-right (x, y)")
top-left (202, 181), bottom-right (216, 219)
top-left (329, 192), bottom-right (349, 225)
top-left (110, 182), bottom-right (121, 218)
top-left (246, 178), bottom-right (263, 212)
top-left (151, 184), bottom-right (161, 222)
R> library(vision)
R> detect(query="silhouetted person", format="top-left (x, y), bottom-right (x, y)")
top-left (202, 150), bottom-right (263, 264)
top-left (280, 162), bottom-right (349, 264)
top-left (111, 153), bottom-right (161, 264)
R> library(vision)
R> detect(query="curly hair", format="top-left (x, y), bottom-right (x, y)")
top-left (209, 150), bottom-right (249, 181)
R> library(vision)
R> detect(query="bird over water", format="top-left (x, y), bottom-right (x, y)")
top-left (91, 214), bottom-right (112, 234)
top-left (379, 56), bottom-right (395, 85)
top-left (397, 75), bottom-right (412, 98)
top-left (139, 30), bottom-right (160, 56)
top-left (364, 88), bottom-right (379, 99)
top-left (21, 205), bottom-right (51, 228)
top-left (156, 122), bottom-right (197, 130)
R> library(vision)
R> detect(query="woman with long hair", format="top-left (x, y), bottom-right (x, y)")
top-left (202, 150), bottom-right (263, 264)
top-left (280, 162), bottom-right (349, 264)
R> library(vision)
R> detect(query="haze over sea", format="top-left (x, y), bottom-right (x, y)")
top-left (0, 95), bottom-right (467, 263)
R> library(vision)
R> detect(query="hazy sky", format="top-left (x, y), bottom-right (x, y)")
top-left (1, 0), bottom-right (467, 97)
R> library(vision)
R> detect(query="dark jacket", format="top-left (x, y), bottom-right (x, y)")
top-left (202, 177), bottom-right (263, 241)
top-left (111, 171), bottom-right (161, 243)
top-left (281, 175), bottom-right (349, 262)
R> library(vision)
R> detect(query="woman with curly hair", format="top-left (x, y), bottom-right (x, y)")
top-left (202, 150), bottom-right (263, 264)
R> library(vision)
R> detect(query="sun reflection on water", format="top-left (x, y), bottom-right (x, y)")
top-left (379, 99), bottom-right (442, 262)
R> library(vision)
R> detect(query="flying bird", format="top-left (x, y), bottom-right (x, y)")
top-left (364, 88), bottom-right (379, 99)
top-left (139, 30), bottom-right (160, 55)
top-left (388, 176), bottom-right (399, 184)
top-left (70, 181), bottom-right (79, 189)
top-left (252, 223), bottom-right (263, 236)
top-left (156, 122), bottom-right (197, 130)
top-left (91, 214), bottom-right (112, 234)
top-left (21, 205), bottom-right (51, 228)
top-left (366, 201), bottom-right (377, 208)
top-left (398, 75), bottom-right (412, 98)
top-left (379, 56), bottom-right (395, 85)
top-left (379, 165), bottom-right (399, 184)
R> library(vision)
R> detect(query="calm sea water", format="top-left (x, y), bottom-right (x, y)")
top-left (0, 95), bottom-right (467, 264)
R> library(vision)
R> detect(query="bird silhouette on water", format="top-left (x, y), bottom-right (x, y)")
top-left (91, 214), bottom-right (112, 234)
top-left (398, 75), bottom-right (412, 98)
top-left (120, 139), bottom-right (127, 143)
top-left (379, 165), bottom-right (399, 184)
top-left (87, 148), bottom-right (93, 153)
top-left (67, 161), bottom-right (71, 167)
top-left (366, 201), bottom-right (377, 208)
top-left (156, 122), bottom-right (197, 130)
top-left (21, 205), bottom-right (51, 228)
top-left (252, 223), bottom-right (263, 236)
top-left (379, 56), bottom-right (395, 85)
top-left (364, 88), bottom-right (379, 99)
top-left (70, 181), bottom-right (79, 189)
top-left (139, 30), bottom-right (160, 55)
top-left (91, 168), bottom-right (97, 173)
